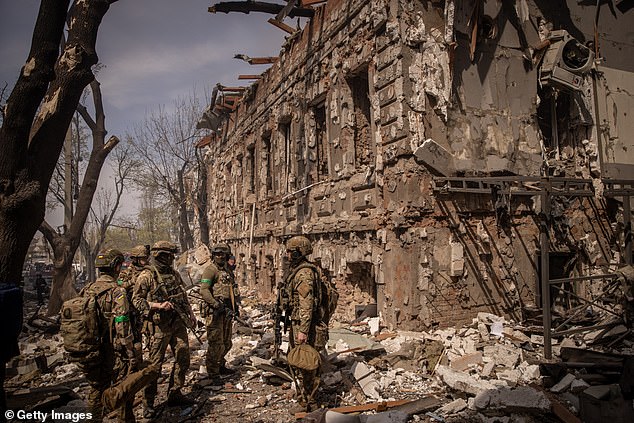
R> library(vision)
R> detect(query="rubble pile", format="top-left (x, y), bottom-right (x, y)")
top-left (6, 269), bottom-right (634, 422)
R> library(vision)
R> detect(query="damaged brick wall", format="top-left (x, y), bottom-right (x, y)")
top-left (199, 0), bottom-right (633, 330)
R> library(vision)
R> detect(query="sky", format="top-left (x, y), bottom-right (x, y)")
top-left (0, 0), bottom-right (292, 226)
top-left (0, 0), bottom-right (289, 137)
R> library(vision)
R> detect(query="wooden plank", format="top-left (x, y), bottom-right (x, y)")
top-left (275, 0), bottom-right (297, 21)
top-left (295, 399), bottom-right (413, 419)
top-left (268, 17), bottom-right (296, 34)
top-left (238, 75), bottom-right (262, 80)
top-left (249, 57), bottom-right (278, 65)
top-left (301, 0), bottom-right (327, 5)
top-left (219, 86), bottom-right (246, 92)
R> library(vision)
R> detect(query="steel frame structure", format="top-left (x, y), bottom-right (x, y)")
top-left (433, 176), bottom-right (633, 358)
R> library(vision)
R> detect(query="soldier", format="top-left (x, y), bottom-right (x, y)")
top-left (78, 249), bottom-right (137, 422)
top-left (283, 236), bottom-right (325, 413)
top-left (132, 241), bottom-right (195, 418)
top-left (35, 273), bottom-right (47, 305)
top-left (199, 243), bottom-right (240, 380)
top-left (117, 245), bottom-right (150, 363)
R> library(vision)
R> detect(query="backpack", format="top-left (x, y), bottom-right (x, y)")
top-left (60, 281), bottom-right (113, 363)
top-left (290, 263), bottom-right (339, 326)
top-left (318, 269), bottom-right (339, 326)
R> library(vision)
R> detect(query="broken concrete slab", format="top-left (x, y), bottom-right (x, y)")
top-left (360, 410), bottom-right (408, 423)
top-left (483, 344), bottom-right (520, 368)
top-left (413, 138), bottom-right (455, 176)
top-left (436, 365), bottom-right (497, 396)
top-left (328, 328), bottom-right (383, 352)
top-left (580, 384), bottom-right (634, 423)
top-left (450, 352), bottom-right (483, 372)
top-left (351, 361), bottom-right (381, 400)
top-left (473, 386), bottom-right (551, 415)
top-left (368, 317), bottom-right (380, 336)
top-left (570, 378), bottom-right (590, 393)
top-left (436, 398), bottom-right (467, 415)
top-left (550, 373), bottom-right (576, 393)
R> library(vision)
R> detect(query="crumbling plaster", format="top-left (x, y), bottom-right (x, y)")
top-left (199, 0), bottom-right (631, 330)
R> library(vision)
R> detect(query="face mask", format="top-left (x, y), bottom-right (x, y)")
top-left (154, 253), bottom-right (174, 268)
top-left (213, 254), bottom-right (226, 267)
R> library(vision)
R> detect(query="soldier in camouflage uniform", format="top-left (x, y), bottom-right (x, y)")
top-left (132, 241), bottom-right (195, 417)
top-left (283, 236), bottom-right (324, 413)
top-left (199, 243), bottom-right (240, 379)
top-left (80, 249), bottom-right (137, 422)
top-left (116, 245), bottom-right (150, 364)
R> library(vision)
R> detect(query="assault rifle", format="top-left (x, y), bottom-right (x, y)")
top-left (188, 292), bottom-right (252, 328)
top-left (273, 282), bottom-right (290, 362)
top-left (152, 271), bottom-right (204, 345)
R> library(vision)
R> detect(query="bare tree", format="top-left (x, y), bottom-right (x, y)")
top-left (193, 147), bottom-right (210, 246)
top-left (129, 94), bottom-right (204, 252)
top-left (79, 144), bottom-right (136, 284)
top-left (0, 0), bottom-right (117, 318)
top-left (39, 79), bottom-right (122, 314)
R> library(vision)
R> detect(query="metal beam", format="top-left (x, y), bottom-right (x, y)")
top-left (209, 1), bottom-right (314, 18)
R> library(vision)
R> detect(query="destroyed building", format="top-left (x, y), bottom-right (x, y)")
top-left (196, 0), bottom-right (634, 334)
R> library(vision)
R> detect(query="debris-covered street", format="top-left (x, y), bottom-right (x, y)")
top-left (7, 265), bottom-right (634, 422)
top-left (2, 1), bottom-right (634, 423)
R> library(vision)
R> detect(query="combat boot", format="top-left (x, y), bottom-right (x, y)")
top-left (167, 389), bottom-right (195, 406)
top-left (219, 365), bottom-right (236, 375)
top-left (288, 400), bottom-right (308, 416)
top-left (142, 405), bottom-right (156, 420)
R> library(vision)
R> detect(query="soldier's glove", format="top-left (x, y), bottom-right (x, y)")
top-left (213, 302), bottom-right (226, 315)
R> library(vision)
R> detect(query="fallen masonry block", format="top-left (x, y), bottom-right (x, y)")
top-left (474, 386), bottom-right (551, 415)
top-left (436, 398), bottom-right (467, 415)
top-left (436, 365), bottom-right (497, 396)
top-left (550, 373), bottom-right (577, 393)
top-left (450, 352), bottom-right (483, 372)
top-left (351, 361), bottom-right (381, 400)
top-left (580, 384), bottom-right (634, 423)
top-left (483, 344), bottom-right (520, 368)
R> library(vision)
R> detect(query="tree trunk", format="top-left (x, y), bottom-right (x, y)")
top-left (177, 167), bottom-right (194, 251)
top-left (196, 149), bottom-right (210, 246)
top-left (0, 0), bottom-right (113, 296)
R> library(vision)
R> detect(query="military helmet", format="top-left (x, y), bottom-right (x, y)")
top-left (151, 240), bottom-right (178, 255)
top-left (95, 248), bottom-right (125, 269)
top-left (211, 243), bottom-right (231, 255)
top-left (286, 235), bottom-right (312, 257)
top-left (129, 244), bottom-right (150, 258)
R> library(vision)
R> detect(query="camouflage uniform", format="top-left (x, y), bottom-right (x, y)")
top-left (116, 248), bottom-right (148, 363)
top-left (200, 244), bottom-right (240, 376)
top-left (79, 260), bottom-right (136, 422)
top-left (283, 236), bottom-right (323, 410)
top-left (132, 242), bottom-right (192, 411)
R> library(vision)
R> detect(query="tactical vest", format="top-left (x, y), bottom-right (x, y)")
top-left (209, 263), bottom-right (236, 303)
top-left (149, 268), bottom-right (183, 303)
top-left (284, 262), bottom-right (322, 323)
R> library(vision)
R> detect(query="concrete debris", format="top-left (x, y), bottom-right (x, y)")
top-left (436, 365), bottom-right (497, 396)
top-left (550, 373), bottom-right (576, 393)
top-left (483, 344), bottom-right (520, 368)
top-left (351, 361), bottom-right (381, 400)
top-left (436, 398), bottom-right (467, 415)
top-left (9, 269), bottom-right (633, 423)
top-left (474, 386), bottom-right (551, 415)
